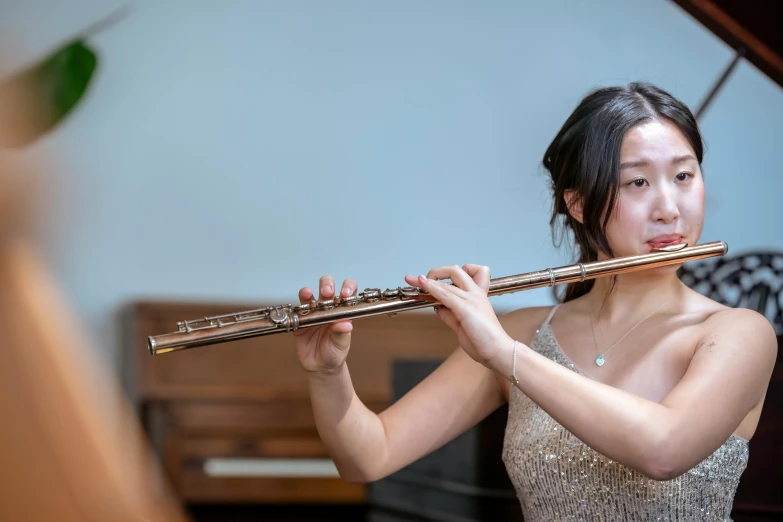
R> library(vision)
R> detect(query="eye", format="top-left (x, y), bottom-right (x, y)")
top-left (628, 178), bottom-right (648, 188)
top-left (676, 171), bottom-right (694, 181)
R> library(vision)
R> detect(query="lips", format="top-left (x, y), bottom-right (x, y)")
top-left (647, 234), bottom-right (683, 249)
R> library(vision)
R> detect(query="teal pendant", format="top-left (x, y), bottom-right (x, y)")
top-left (595, 355), bottom-right (605, 367)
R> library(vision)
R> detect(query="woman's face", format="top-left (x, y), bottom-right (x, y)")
top-left (603, 118), bottom-right (705, 258)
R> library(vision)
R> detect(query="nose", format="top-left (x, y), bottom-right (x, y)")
top-left (651, 184), bottom-right (680, 224)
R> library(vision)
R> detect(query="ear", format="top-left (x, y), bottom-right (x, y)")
top-left (564, 189), bottom-right (584, 224)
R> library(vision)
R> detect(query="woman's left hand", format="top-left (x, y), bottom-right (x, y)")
top-left (404, 264), bottom-right (511, 368)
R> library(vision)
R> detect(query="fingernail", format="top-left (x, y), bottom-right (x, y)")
top-left (342, 287), bottom-right (351, 296)
top-left (418, 275), bottom-right (427, 284)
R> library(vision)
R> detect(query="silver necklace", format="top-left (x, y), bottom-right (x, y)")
top-left (590, 295), bottom-right (674, 367)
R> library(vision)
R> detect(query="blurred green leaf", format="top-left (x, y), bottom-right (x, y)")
top-left (0, 40), bottom-right (97, 148)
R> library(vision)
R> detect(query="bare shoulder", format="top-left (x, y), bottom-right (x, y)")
top-left (688, 295), bottom-right (778, 403)
top-left (493, 304), bottom-right (559, 401)
top-left (685, 284), bottom-right (774, 339)
top-left (688, 286), bottom-right (774, 338)
top-left (699, 304), bottom-right (778, 351)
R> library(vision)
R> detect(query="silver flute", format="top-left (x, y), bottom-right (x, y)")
top-left (148, 241), bottom-right (728, 355)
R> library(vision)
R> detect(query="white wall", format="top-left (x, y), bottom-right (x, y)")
top-left (1, 1), bottom-right (781, 370)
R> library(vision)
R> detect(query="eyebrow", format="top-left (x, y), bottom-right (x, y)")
top-left (620, 154), bottom-right (697, 170)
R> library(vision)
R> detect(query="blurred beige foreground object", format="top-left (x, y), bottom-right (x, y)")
top-left (0, 52), bottom-right (190, 522)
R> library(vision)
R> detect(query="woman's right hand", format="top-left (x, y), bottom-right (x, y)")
top-left (292, 275), bottom-right (358, 375)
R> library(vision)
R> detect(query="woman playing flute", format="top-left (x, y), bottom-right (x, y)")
top-left (292, 82), bottom-right (777, 521)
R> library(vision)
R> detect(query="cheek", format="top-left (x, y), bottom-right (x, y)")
top-left (681, 185), bottom-right (706, 223)
top-left (604, 199), bottom-right (647, 247)
top-left (611, 198), bottom-right (647, 227)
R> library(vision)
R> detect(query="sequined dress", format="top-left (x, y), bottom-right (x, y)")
top-left (502, 305), bottom-right (749, 521)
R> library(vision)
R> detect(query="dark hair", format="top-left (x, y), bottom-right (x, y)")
top-left (543, 82), bottom-right (704, 303)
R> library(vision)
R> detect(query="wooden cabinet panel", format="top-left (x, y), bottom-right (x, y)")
top-left (122, 299), bottom-right (456, 505)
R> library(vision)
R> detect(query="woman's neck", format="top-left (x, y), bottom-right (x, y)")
top-left (582, 269), bottom-right (685, 325)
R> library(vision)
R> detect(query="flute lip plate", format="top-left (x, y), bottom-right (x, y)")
top-left (650, 242), bottom-right (688, 253)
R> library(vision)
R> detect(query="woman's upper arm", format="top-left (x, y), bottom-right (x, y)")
top-left (657, 308), bottom-right (777, 477)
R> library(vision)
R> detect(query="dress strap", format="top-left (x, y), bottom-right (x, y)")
top-left (542, 303), bottom-right (561, 326)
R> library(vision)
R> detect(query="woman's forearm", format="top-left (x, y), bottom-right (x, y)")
top-left (492, 339), bottom-right (673, 478)
top-left (308, 363), bottom-right (389, 483)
